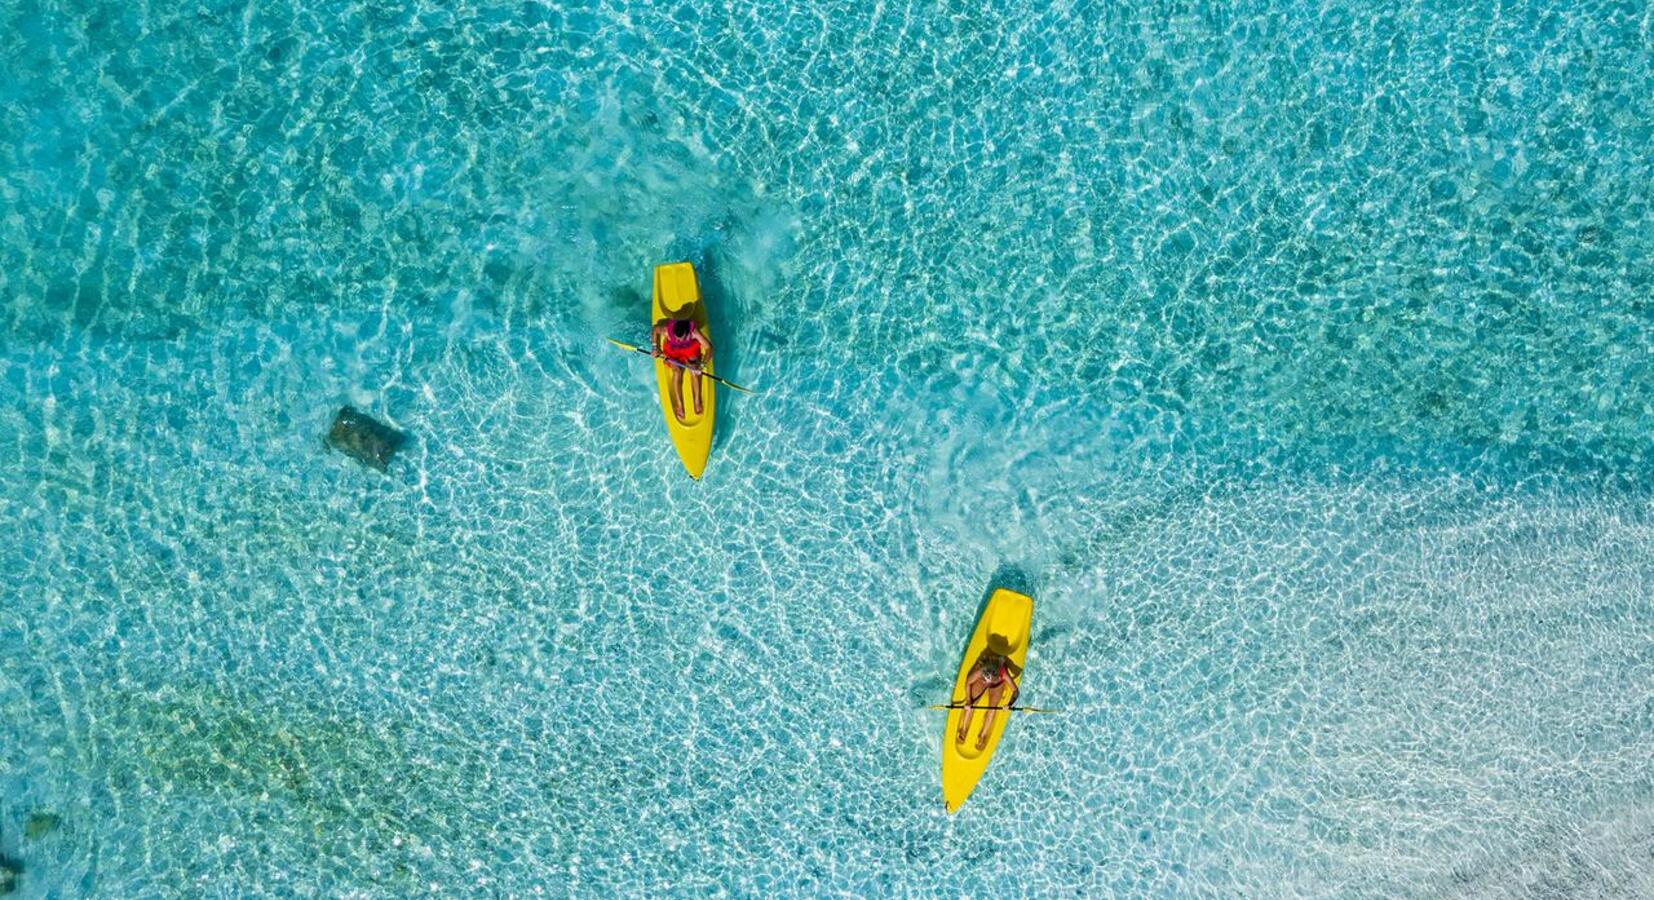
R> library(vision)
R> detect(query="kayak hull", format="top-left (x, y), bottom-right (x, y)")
top-left (651, 262), bottom-right (715, 479)
top-left (941, 588), bottom-right (1034, 813)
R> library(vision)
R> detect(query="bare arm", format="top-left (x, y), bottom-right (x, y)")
top-left (695, 330), bottom-right (713, 362)
top-left (650, 322), bottom-right (666, 354)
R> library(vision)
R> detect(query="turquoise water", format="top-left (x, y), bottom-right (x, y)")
top-left (3, 0), bottom-right (1653, 895)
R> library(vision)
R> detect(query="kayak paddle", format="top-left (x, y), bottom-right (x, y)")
top-left (927, 703), bottom-right (1062, 714)
top-left (606, 338), bottom-right (756, 394)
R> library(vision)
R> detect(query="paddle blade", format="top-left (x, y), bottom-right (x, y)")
top-left (715, 376), bottom-right (756, 395)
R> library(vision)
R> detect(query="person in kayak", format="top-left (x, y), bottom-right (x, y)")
top-left (651, 316), bottom-right (713, 421)
top-left (955, 636), bottom-right (1020, 750)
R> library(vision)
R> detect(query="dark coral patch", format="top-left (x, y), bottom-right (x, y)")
top-left (0, 854), bottom-right (22, 896)
top-left (325, 406), bottom-right (408, 472)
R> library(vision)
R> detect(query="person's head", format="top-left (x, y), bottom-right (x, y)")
top-left (671, 319), bottom-right (692, 339)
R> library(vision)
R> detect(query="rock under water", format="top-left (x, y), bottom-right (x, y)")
top-left (0, 854), bottom-right (21, 896)
top-left (325, 406), bottom-right (408, 472)
top-left (23, 812), bottom-right (60, 840)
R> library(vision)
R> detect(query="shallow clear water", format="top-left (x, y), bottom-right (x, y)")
top-left (2, 0), bottom-right (1653, 895)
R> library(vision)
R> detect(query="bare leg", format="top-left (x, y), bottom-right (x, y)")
top-left (671, 365), bottom-right (686, 421)
top-left (691, 368), bottom-right (704, 416)
top-left (976, 682), bottom-right (1006, 750)
top-left (956, 673), bottom-right (987, 743)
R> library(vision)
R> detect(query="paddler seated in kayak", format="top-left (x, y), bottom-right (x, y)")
top-left (955, 635), bottom-right (1021, 750)
top-left (650, 316), bottom-right (712, 421)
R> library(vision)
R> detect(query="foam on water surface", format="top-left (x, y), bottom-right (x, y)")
top-left (2, 0), bottom-right (1653, 896)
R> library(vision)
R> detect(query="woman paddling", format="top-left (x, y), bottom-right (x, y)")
top-left (651, 316), bottom-right (713, 421)
top-left (956, 636), bottom-right (1021, 750)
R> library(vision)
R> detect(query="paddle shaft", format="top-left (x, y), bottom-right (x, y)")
top-left (607, 339), bottom-right (755, 394)
top-left (927, 703), bottom-right (1061, 714)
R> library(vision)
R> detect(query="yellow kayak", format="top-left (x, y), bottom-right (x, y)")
top-left (942, 588), bottom-right (1034, 813)
top-left (651, 262), bottom-right (715, 479)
